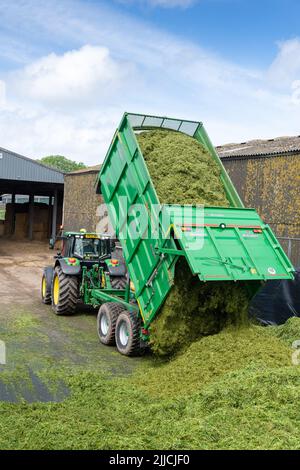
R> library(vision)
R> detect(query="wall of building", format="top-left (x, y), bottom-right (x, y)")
top-left (63, 171), bottom-right (103, 232)
top-left (223, 153), bottom-right (300, 265)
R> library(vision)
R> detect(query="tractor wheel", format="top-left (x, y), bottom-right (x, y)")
top-left (97, 303), bottom-right (124, 345)
top-left (110, 276), bottom-right (127, 290)
top-left (52, 267), bottom-right (78, 315)
top-left (41, 267), bottom-right (53, 305)
top-left (115, 310), bottom-right (141, 356)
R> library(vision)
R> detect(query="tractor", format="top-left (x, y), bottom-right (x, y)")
top-left (41, 230), bottom-right (128, 315)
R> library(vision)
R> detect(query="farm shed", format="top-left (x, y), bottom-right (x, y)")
top-left (0, 147), bottom-right (64, 241)
top-left (218, 136), bottom-right (300, 265)
top-left (63, 165), bottom-right (103, 233)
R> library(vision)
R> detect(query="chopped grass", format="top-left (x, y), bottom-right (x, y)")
top-left (136, 323), bottom-right (292, 398)
top-left (269, 317), bottom-right (300, 345)
top-left (0, 321), bottom-right (300, 449)
top-left (137, 130), bottom-right (229, 206)
top-left (137, 130), bottom-right (249, 356)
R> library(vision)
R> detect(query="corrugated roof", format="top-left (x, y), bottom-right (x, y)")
top-left (0, 147), bottom-right (64, 184)
top-left (217, 135), bottom-right (300, 158)
top-left (66, 165), bottom-right (101, 176)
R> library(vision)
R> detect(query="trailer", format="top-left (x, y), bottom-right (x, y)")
top-left (42, 113), bottom-right (295, 356)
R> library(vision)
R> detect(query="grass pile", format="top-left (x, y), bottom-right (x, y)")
top-left (137, 130), bottom-right (229, 206)
top-left (1, 318), bottom-right (300, 449)
top-left (148, 258), bottom-right (250, 356)
top-left (137, 130), bottom-right (248, 356)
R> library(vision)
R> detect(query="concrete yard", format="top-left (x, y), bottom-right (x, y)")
top-left (0, 240), bottom-right (139, 403)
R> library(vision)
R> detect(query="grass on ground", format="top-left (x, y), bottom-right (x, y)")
top-left (1, 314), bottom-right (300, 450)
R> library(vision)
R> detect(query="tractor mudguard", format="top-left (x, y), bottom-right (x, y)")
top-left (43, 266), bottom-right (54, 290)
top-left (56, 258), bottom-right (81, 276)
top-left (106, 262), bottom-right (127, 277)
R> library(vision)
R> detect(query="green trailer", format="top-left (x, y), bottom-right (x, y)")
top-left (94, 113), bottom-right (294, 354)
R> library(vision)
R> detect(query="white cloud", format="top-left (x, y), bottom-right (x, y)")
top-left (268, 38), bottom-right (300, 89)
top-left (13, 45), bottom-right (133, 105)
top-left (0, 1), bottom-right (299, 165)
top-left (118, 0), bottom-right (196, 7)
top-left (0, 81), bottom-right (6, 108)
top-left (149, 0), bottom-right (195, 6)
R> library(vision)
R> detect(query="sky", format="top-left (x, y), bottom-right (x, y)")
top-left (0, 0), bottom-right (300, 164)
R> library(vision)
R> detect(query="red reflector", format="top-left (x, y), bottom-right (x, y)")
top-left (181, 227), bottom-right (191, 232)
top-left (111, 259), bottom-right (119, 265)
top-left (253, 229), bottom-right (262, 233)
top-left (68, 258), bottom-right (76, 263)
top-left (142, 328), bottom-right (149, 336)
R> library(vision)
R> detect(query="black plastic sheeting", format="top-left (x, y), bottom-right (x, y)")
top-left (249, 268), bottom-right (300, 325)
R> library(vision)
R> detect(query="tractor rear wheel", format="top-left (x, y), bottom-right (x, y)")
top-left (97, 303), bottom-right (124, 345)
top-left (115, 310), bottom-right (141, 356)
top-left (110, 276), bottom-right (127, 290)
top-left (41, 267), bottom-right (53, 305)
top-left (52, 267), bottom-right (78, 315)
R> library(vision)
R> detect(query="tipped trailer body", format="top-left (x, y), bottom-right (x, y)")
top-left (96, 113), bottom-right (294, 337)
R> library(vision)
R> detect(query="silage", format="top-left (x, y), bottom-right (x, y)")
top-left (137, 130), bottom-right (230, 206)
top-left (137, 130), bottom-right (250, 356)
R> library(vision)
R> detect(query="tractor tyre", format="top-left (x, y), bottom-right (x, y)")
top-left (52, 266), bottom-right (78, 315)
top-left (41, 267), bottom-right (53, 305)
top-left (97, 302), bottom-right (124, 346)
top-left (115, 310), bottom-right (141, 356)
top-left (110, 276), bottom-right (127, 290)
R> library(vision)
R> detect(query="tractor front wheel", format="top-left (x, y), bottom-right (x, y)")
top-left (52, 267), bottom-right (78, 315)
top-left (115, 310), bottom-right (141, 356)
top-left (97, 303), bottom-right (124, 345)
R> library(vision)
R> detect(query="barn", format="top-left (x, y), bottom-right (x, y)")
top-left (0, 147), bottom-right (64, 241)
top-left (219, 136), bottom-right (300, 265)
top-left (63, 165), bottom-right (103, 233)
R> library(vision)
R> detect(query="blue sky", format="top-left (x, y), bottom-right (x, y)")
top-left (0, 0), bottom-right (300, 164)
top-left (111, 0), bottom-right (300, 67)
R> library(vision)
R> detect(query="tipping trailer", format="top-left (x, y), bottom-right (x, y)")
top-left (41, 112), bottom-right (295, 356)
top-left (94, 113), bottom-right (294, 354)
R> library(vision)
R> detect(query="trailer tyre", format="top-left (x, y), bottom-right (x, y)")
top-left (52, 267), bottom-right (78, 315)
top-left (115, 310), bottom-right (141, 356)
top-left (97, 303), bottom-right (124, 345)
top-left (41, 267), bottom-right (53, 304)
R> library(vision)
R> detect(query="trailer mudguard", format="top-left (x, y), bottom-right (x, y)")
top-left (55, 258), bottom-right (81, 276)
top-left (43, 266), bottom-right (54, 291)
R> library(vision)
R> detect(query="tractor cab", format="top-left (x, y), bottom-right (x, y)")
top-left (59, 231), bottom-right (115, 267)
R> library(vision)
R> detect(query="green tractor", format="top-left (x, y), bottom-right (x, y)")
top-left (41, 230), bottom-right (143, 355)
top-left (42, 231), bottom-right (127, 314)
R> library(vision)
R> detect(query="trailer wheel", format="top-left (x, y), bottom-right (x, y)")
top-left (115, 310), bottom-right (141, 356)
top-left (52, 267), bottom-right (78, 315)
top-left (97, 303), bottom-right (123, 345)
top-left (41, 267), bottom-right (53, 304)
